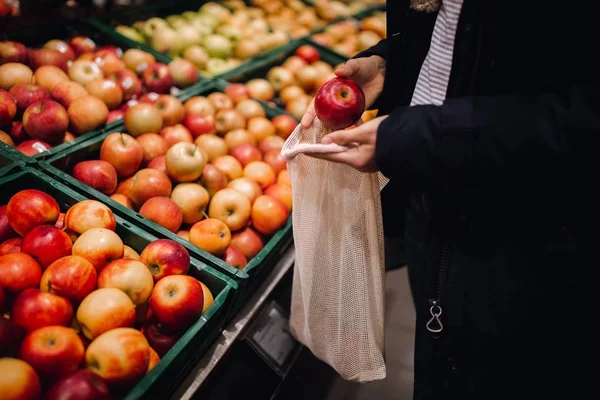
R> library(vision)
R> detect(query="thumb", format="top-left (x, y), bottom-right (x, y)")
top-left (334, 61), bottom-right (358, 78)
top-left (321, 129), bottom-right (360, 147)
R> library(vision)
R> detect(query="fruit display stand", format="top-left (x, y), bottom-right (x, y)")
top-left (40, 79), bottom-right (294, 320)
top-left (0, 143), bottom-right (27, 176)
top-left (0, 167), bottom-right (238, 399)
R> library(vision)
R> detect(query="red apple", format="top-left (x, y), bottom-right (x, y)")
top-left (0, 252), bottom-right (41, 293)
top-left (128, 168), bottom-right (172, 207)
top-left (280, 85), bottom-right (306, 105)
top-left (0, 358), bottom-right (41, 400)
top-left (21, 225), bottom-right (73, 269)
top-left (108, 69), bottom-right (141, 101)
top-left (314, 77), bottom-right (366, 130)
top-left (139, 92), bottom-right (161, 105)
top-left (267, 66), bottom-right (295, 92)
top-left (263, 149), bottom-right (287, 174)
top-left (166, 141), bottom-right (207, 182)
top-left (184, 96), bottom-right (216, 117)
top-left (142, 63), bottom-right (173, 94)
top-left (224, 245), bottom-right (248, 269)
top-left (21, 99), bottom-right (68, 143)
top-left (168, 58), bottom-right (198, 88)
top-left (282, 55), bottom-right (309, 74)
top-left (64, 199), bottom-right (116, 234)
top-left (194, 133), bottom-right (228, 162)
top-left (236, 98), bottom-right (266, 120)
top-left (216, 109), bottom-right (246, 135)
top-left (0, 62), bottom-right (34, 91)
top-left (155, 94), bottom-right (185, 126)
top-left (295, 44), bottom-right (320, 63)
top-left (160, 124), bottom-right (193, 147)
top-left (96, 45), bottom-right (123, 59)
top-left (107, 109), bottom-right (124, 124)
top-left (224, 128), bottom-right (256, 149)
top-left (243, 161), bottom-right (276, 189)
top-left (251, 195), bottom-right (289, 235)
top-left (170, 183), bottom-right (210, 225)
top-left (72, 228), bottom-right (124, 272)
top-left (124, 103), bottom-right (163, 137)
top-left (136, 132), bottom-right (169, 165)
top-left (189, 218), bottom-right (231, 256)
top-left (246, 78), bottom-right (275, 101)
top-left (139, 239), bottom-right (190, 283)
top-left (0, 129), bottom-right (14, 146)
top-left (139, 196), bottom-right (183, 233)
top-left (0, 41), bottom-right (28, 64)
top-left (98, 259), bottom-right (154, 306)
top-left (28, 48), bottom-right (69, 72)
top-left (68, 95), bottom-right (109, 135)
top-left (123, 49), bottom-right (155, 75)
top-left (84, 327), bottom-right (149, 387)
top-left (184, 114), bottom-right (216, 138)
top-left (149, 275), bottom-right (203, 331)
top-left (227, 177), bottom-right (263, 204)
top-left (16, 139), bottom-right (52, 156)
top-left (141, 322), bottom-right (181, 357)
top-left (85, 79), bottom-right (123, 110)
top-left (208, 188), bottom-right (251, 231)
top-left (44, 39), bottom-right (76, 61)
top-left (6, 189), bottom-right (60, 236)
top-left (265, 183), bottom-right (292, 211)
top-left (10, 120), bottom-right (28, 142)
top-left (272, 114), bottom-right (297, 139)
top-left (230, 143), bottom-right (262, 167)
top-left (33, 65), bottom-right (68, 91)
top-left (225, 83), bottom-right (250, 104)
top-left (0, 88), bottom-right (16, 126)
top-left (50, 80), bottom-right (88, 108)
top-left (147, 155), bottom-right (167, 174)
top-left (9, 83), bottom-right (50, 114)
top-left (231, 227), bottom-right (264, 260)
top-left (115, 176), bottom-right (134, 197)
top-left (40, 255), bottom-right (97, 304)
top-left (199, 163), bottom-right (228, 197)
top-left (68, 60), bottom-right (104, 86)
top-left (207, 92), bottom-right (234, 111)
top-left (247, 116), bottom-right (276, 142)
top-left (12, 288), bottom-right (73, 332)
top-left (94, 52), bottom-right (125, 76)
top-left (110, 193), bottom-right (135, 210)
top-left (45, 369), bottom-right (110, 400)
top-left (100, 132), bottom-right (144, 178)
top-left (69, 36), bottom-right (97, 56)
top-left (212, 155), bottom-right (243, 181)
top-left (72, 160), bottom-right (118, 195)
top-left (0, 237), bottom-right (22, 255)
top-left (278, 169), bottom-right (291, 187)
top-left (19, 325), bottom-right (85, 381)
top-left (55, 212), bottom-right (65, 229)
top-left (0, 204), bottom-right (16, 242)
top-left (77, 288), bottom-right (135, 340)
top-left (0, 318), bottom-right (27, 357)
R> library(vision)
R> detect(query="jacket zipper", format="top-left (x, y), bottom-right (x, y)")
top-left (426, 243), bottom-right (449, 336)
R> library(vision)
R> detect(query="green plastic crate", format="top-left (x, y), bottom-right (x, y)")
top-left (40, 80), bottom-right (293, 316)
top-left (0, 167), bottom-right (237, 399)
top-left (0, 144), bottom-right (26, 176)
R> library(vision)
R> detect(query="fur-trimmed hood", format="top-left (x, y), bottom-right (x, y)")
top-left (410, 0), bottom-right (441, 12)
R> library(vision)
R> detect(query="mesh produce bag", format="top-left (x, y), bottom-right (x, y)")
top-left (280, 119), bottom-right (388, 382)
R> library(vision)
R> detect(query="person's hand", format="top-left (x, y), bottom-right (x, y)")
top-left (306, 115), bottom-right (387, 173)
top-left (300, 55), bottom-right (386, 129)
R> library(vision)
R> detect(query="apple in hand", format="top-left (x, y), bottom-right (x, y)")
top-left (128, 168), bottom-right (172, 207)
top-left (100, 132), bottom-right (144, 178)
top-left (6, 189), bottom-right (60, 236)
top-left (142, 63), bottom-right (173, 94)
top-left (40, 255), bottom-right (97, 304)
top-left (45, 369), bottom-right (110, 400)
top-left (314, 77), bottom-right (366, 130)
top-left (150, 275), bottom-right (203, 331)
top-left (139, 239), bottom-right (190, 282)
top-left (68, 95), bottom-right (109, 134)
top-left (77, 288), bottom-right (135, 340)
top-left (141, 322), bottom-right (181, 357)
top-left (12, 288), bottom-right (73, 332)
top-left (85, 327), bottom-right (150, 387)
top-left (166, 142), bottom-right (207, 182)
top-left (65, 199), bottom-right (117, 234)
top-left (21, 225), bottom-right (73, 269)
top-left (252, 195), bottom-right (289, 235)
top-left (72, 160), bottom-right (118, 196)
top-left (124, 103), bottom-right (163, 137)
top-left (208, 188), bottom-right (252, 231)
top-left (224, 245), bottom-right (248, 269)
top-left (9, 83), bottom-right (50, 114)
top-left (22, 99), bottom-right (69, 143)
top-left (199, 164), bottom-right (228, 197)
top-left (189, 218), bottom-right (231, 256)
top-left (19, 325), bottom-right (85, 381)
top-left (139, 196), bottom-right (183, 233)
top-left (0, 358), bottom-right (41, 400)
top-left (231, 227), bottom-right (264, 260)
top-left (98, 259), bottom-right (154, 306)
top-left (170, 183), bottom-right (209, 225)
top-left (72, 228), bottom-right (124, 272)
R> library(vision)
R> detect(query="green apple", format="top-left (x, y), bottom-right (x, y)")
top-left (193, 14), bottom-right (220, 31)
top-left (151, 26), bottom-right (182, 55)
top-left (132, 21), bottom-right (146, 34)
top-left (176, 25), bottom-right (202, 49)
top-left (203, 34), bottom-right (233, 59)
top-left (205, 58), bottom-right (232, 76)
top-left (183, 45), bottom-right (210, 69)
top-left (216, 24), bottom-right (244, 43)
top-left (144, 17), bottom-right (168, 38)
top-left (182, 11), bottom-right (198, 21)
top-left (189, 19), bottom-right (214, 37)
top-left (116, 25), bottom-right (145, 43)
top-left (198, 2), bottom-right (231, 23)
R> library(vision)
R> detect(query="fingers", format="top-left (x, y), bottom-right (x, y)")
top-left (321, 124), bottom-right (369, 146)
top-left (334, 59), bottom-right (360, 78)
top-left (300, 100), bottom-right (316, 129)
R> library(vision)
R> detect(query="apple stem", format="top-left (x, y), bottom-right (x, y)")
top-left (120, 133), bottom-right (126, 144)
top-left (202, 211), bottom-right (209, 220)
top-left (191, 144), bottom-right (198, 155)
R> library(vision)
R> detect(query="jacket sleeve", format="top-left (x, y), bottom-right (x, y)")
top-left (353, 39), bottom-right (388, 61)
top-left (375, 83), bottom-right (600, 191)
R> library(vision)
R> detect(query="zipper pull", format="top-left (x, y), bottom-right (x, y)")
top-left (426, 300), bottom-right (444, 335)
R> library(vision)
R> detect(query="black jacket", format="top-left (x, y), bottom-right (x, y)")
top-left (359, 1), bottom-right (600, 399)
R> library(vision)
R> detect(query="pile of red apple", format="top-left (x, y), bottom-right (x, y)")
top-left (0, 35), bottom-right (199, 157)
top-left (0, 191), bottom-right (214, 399)
top-left (66, 87), bottom-right (295, 269)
